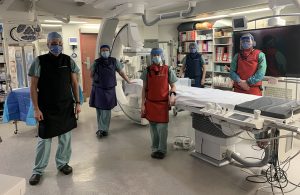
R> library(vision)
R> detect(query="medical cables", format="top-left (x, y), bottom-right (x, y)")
top-left (253, 150), bottom-right (300, 195)
top-left (205, 114), bottom-right (300, 194)
top-left (173, 136), bottom-right (194, 150)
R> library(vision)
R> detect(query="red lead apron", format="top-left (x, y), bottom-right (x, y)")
top-left (234, 49), bottom-right (262, 96)
top-left (145, 64), bottom-right (169, 123)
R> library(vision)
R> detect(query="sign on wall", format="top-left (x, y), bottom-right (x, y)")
top-left (4, 21), bottom-right (42, 43)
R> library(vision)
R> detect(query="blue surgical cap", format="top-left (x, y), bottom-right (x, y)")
top-left (151, 48), bottom-right (163, 56)
top-left (47, 32), bottom-right (62, 42)
top-left (189, 42), bottom-right (198, 49)
top-left (100, 44), bottom-right (110, 50)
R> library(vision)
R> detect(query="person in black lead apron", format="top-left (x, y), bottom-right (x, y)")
top-left (179, 42), bottom-right (207, 88)
top-left (89, 44), bottom-right (132, 138)
top-left (28, 32), bottom-right (81, 185)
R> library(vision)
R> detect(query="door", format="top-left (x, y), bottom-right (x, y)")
top-left (80, 33), bottom-right (97, 98)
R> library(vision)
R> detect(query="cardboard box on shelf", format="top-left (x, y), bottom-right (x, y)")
top-left (214, 31), bottom-right (223, 37)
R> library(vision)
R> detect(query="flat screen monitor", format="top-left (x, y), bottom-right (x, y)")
top-left (233, 25), bottom-right (300, 77)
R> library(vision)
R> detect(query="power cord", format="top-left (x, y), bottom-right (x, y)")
top-left (173, 136), bottom-right (194, 150)
top-left (198, 114), bottom-right (300, 194)
top-left (249, 133), bottom-right (300, 194)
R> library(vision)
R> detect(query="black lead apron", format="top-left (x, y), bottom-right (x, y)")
top-left (37, 53), bottom-right (77, 139)
top-left (185, 53), bottom-right (203, 88)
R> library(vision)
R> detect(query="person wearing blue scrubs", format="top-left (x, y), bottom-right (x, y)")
top-left (28, 32), bottom-right (81, 185)
top-left (89, 45), bottom-right (132, 138)
top-left (180, 42), bottom-right (207, 87)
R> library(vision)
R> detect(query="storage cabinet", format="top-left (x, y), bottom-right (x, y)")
top-left (177, 29), bottom-right (213, 85)
top-left (177, 26), bottom-right (234, 90)
top-left (212, 27), bottom-right (233, 90)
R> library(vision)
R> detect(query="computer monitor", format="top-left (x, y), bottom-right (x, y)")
top-left (233, 25), bottom-right (300, 77)
top-left (232, 16), bottom-right (248, 31)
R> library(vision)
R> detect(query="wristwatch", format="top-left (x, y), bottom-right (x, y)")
top-left (169, 91), bottom-right (177, 96)
top-left (75, 101), bottom-right (80, 105)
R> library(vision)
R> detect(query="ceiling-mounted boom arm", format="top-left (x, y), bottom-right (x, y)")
top-left (142, 1), bottom-right (197, 26)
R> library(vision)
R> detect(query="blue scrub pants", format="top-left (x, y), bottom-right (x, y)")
top-left (32, 131), bottom-right (72, 175)
top-left (149, 122), bottom-right (168, 154)
top-left (96, 109), bottom-right (111, 132)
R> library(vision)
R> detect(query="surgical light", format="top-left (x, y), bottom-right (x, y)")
top-left (41, 24), bottom-right (62, 27)
top-left (230, 8), bottom-right (271, 16)
top-left (44, 20), bottom-right (87, 24)
top-left (193, 15), bottom-right (228, 21)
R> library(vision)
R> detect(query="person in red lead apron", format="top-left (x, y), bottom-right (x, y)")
top-left (89, 44), bottom-right (132, 138)
top-left (28, 32), bottom-right (81, 185)
top-left (141, 48), bottom-right (177, 159)
top-left (230, 33), bottom-right (267, 96)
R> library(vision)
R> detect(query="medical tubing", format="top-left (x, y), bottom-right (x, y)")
top-left (142, 5), bottom-right (195, 26)
top-left (227, 146), bottom-right (271, 167)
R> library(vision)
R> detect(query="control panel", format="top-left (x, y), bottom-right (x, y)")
top-left (198, 103), bottom-right (265, 130)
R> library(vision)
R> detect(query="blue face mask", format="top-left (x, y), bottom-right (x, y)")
top-left (241, 42), bottom-right (252, 50)
top-left (190, 48), bottom-right (197, 53)
top-left (152, 56), bottom-right (162, 64)
top-left (50, 45), bottom-right (62, 55)
top-left (101, 51), bottom-right (110, 58)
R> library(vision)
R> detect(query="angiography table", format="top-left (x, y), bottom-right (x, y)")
top-left (175, 86), bottom-right (300, 167)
